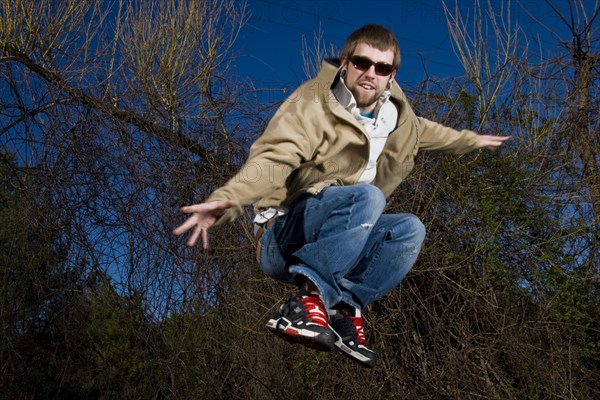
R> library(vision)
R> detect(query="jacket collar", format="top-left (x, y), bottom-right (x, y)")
top-left (316, 60), bottom-right (407, 128)
top-left (332, 75), bottom-right (392, 117)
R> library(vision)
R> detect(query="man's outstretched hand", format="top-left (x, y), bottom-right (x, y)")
top-left (476, 135), bottom-right (511, 150)
top-left (172, 199), bottom-right (235, 249)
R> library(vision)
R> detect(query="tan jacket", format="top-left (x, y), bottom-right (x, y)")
top-left (207, 60), bottom-right (481, 224)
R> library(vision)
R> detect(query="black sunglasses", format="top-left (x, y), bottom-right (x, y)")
top-left (349, 55), bottom-right (395, 76)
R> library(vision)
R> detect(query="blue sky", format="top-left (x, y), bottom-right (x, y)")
top-left (232, 0), bottom-right (569, 91)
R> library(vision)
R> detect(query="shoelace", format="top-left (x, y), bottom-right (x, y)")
top-left (346, 312), bottom-right (367, 345)
top-left (299, 295), bottom-right (328, 327)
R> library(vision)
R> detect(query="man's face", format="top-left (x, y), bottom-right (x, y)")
top-left (342, 42), bottom-right (396, 113)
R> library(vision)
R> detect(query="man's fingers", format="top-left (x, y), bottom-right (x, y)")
top-left (172, 214), bottom-right (198, 236)
top-left (491, 136), bottom-right (511, 145)
top-left (186, 225), bottom-right (202, 247)
top-left (201, 228), bottom-right (209, 250)
top-left (493, 136), bottom-right (510, 142)
top-left (207, 199), bottom-right (235, 212)
top-left (173, 199), bottom-right (235, 249)
top-left (179, 200), bottom-right (234, 216)
top-left (479, 135), bottom-right (510, 149)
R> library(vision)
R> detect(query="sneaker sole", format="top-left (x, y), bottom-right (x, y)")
top-left (331, 332), bottom-right (377, 368)
top-left (266, 317), bottom-right (335, 351)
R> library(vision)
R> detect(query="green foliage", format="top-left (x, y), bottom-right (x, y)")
top-left (76, 275), bottom-right (165, 399)
top-left (545, 266), bottom-right (598, 356)
top-left (458, 89), bottom-right (478, 128)
top-left (0, 150), bottom-right (74, 398)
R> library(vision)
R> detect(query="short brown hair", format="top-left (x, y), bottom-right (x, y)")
top-left (340, 24), bottom-right (401, 69)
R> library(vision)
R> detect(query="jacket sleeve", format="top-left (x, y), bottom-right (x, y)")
top-left (417, 117), bottom-right (481, 154)
top-left (206, 93), bottom-right (314, 224)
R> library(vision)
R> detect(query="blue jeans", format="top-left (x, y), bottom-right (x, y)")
top-left (258, 184), bottom-right (426, 310)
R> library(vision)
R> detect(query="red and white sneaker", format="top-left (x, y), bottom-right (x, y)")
top-left (328, 307), bottom-right (377, 368)
top-left (266, 294), bottom-right (335, 351)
